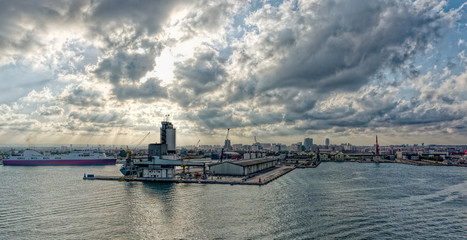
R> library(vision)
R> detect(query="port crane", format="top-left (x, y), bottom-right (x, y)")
top-left (136, 132), bottom-right (151, 147)
top-left (181, 139), bottom-right (201, 175)
top-left (127, 132), bottom-right (150, 159)
top-left (220, 128), bottom-right (230, 163)
top-left (122, 132), bottom-right (150, 176)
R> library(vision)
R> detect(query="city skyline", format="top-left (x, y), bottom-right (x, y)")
top-left (0, 0), bottom-right (466, 146)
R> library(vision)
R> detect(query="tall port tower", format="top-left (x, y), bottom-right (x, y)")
top-left (161, 115), bottom-right (176, 154)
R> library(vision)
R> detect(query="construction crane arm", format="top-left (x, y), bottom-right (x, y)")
top-left (137, 132), bottom-right (150, 146)
top-left (220, 128), bottom-right (230, 163)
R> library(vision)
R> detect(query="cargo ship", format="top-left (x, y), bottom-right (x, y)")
top-left (2, 149), bottom-right (116, 166)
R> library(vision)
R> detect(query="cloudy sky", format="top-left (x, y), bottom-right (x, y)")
top-left (0, 0), bottom-right (466, 146)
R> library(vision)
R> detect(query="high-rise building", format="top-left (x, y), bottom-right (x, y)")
top-left (304, 138), bottom-right (313, 151)
top-left (325, 138), bottom-right (330, 148)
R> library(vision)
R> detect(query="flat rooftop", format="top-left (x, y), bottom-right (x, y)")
top-left (210, 158), bottom-right (276, 167)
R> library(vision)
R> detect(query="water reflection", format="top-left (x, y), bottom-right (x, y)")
top-left (1, 163), bottom-right (467, 239)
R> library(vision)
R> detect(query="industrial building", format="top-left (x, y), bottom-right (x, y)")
top-left (209, 158), bottom-right (277, 176)
top-left (160, 120), bottom-right (176, 154)
top-left (133, 157), bottom-right (204, 178)
top-left (121, 119), bottom-right (204, 179)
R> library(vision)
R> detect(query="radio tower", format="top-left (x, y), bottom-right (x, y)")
top-left (375, 135), bottom-right (380, 156)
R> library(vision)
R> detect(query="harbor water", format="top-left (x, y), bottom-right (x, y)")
top-left (0, 162), bottom-right (466, 239)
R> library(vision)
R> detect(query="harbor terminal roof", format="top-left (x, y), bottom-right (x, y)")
top-left (209, 158), bottom-right (276, 167)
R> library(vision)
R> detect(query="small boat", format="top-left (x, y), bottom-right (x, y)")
top-left (2, 149), bottom-right (116, 166)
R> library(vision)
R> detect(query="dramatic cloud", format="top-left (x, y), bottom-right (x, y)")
top-left (113, 78), bottom-right (168, 101)
top-left (232, 1), bottom-right (451, 93)
top-left (0, 0), bottom-right (465, 145)
top-left (62, 86), bottom-right (104, 107)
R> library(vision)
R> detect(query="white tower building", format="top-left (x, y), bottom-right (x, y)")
top-left (161, 121), bottom-right (176, 154)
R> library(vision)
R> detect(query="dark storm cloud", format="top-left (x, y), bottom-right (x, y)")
top-left (0, 0), bottom-right (87, 55)
top-left (113, 78), bottom-right (168, 101)
top-left (93, 51), bottom-right (157, 85)
top-left (291, 91), bottom-right (465, 134)
top-left (191, 0), bottom-right (464, 137)
top-left (86, 0), bottom-right (182, 48)
top-left (384, 102), bottom-right (464, 126)
top-left (238, 0), bottom-right (448, 93)
top-left (223, 78), bottom-right (258, 104)
top-left (62, 87), bottom-right (103, 107)
top-left (167, 47), bottom-right (228, 108)
top-left (441, 96), bottom-right (455, 105)
top-left (173, 48), bottom-right (227, 95)
top-left (244, 111), bottom-right (284, 126)
top-left (187, 108), bottom-right (245, 129)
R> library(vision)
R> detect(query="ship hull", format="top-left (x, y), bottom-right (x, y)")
top-left (2, 159), bottom-right (116, 166)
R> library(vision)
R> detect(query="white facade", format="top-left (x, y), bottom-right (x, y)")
top-left (142, 168), bottom-right (174, 178)
top-left (166, 128), bottom-right (176, 152)
top-left (161, 121), bottom-right (176, 153)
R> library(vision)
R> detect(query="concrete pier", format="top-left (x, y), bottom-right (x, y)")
top-left (84, 165), bottom-right (296, 186)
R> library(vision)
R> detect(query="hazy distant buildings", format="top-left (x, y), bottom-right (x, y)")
top-left (274, 144), bottom-right (281, 152)
top-left (325, 138), bottom-right (330, 148)
top-left (304, 138), bottom-right (313, 151)
top-left (261, 143), bottom-right (272, 150)
top-left (232, 144), bottom-right (242, 151)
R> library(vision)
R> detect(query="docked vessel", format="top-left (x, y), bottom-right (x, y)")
top-left (2, 149), bottom-right (116, 166)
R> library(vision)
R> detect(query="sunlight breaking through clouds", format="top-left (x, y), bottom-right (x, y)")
top-left (0, 0), bottom-right (466, 146)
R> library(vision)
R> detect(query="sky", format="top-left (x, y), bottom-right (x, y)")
top-left (0, 0), bottom-right (466, 147)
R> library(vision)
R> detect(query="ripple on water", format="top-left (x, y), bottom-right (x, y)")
top-left (1, 163), bottom-right (467, 239)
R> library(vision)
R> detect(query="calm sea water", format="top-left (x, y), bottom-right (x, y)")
top-left (0, 162), bottom-right (466, 239)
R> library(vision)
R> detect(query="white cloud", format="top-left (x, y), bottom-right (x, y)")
top-left (0, 0), bottom-right (465, 145)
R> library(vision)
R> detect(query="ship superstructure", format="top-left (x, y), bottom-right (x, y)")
top-left (3, 149), bottom-right (116, 166)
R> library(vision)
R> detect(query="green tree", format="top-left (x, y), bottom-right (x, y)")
top-left (118, 150), bottom-right (127, 158)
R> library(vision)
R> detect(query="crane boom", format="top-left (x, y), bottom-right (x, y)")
top-left (220, 128), bottom-right (230, 163)
top-left (137, 132), bottom-right (150, 146)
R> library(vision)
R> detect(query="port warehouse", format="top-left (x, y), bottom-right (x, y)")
top-left (208, 158), bottom-right (278, 176)
top-left (132, 157), bottom-right (278, 178)
top-left (119, 120), bottom-right (284, 179)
